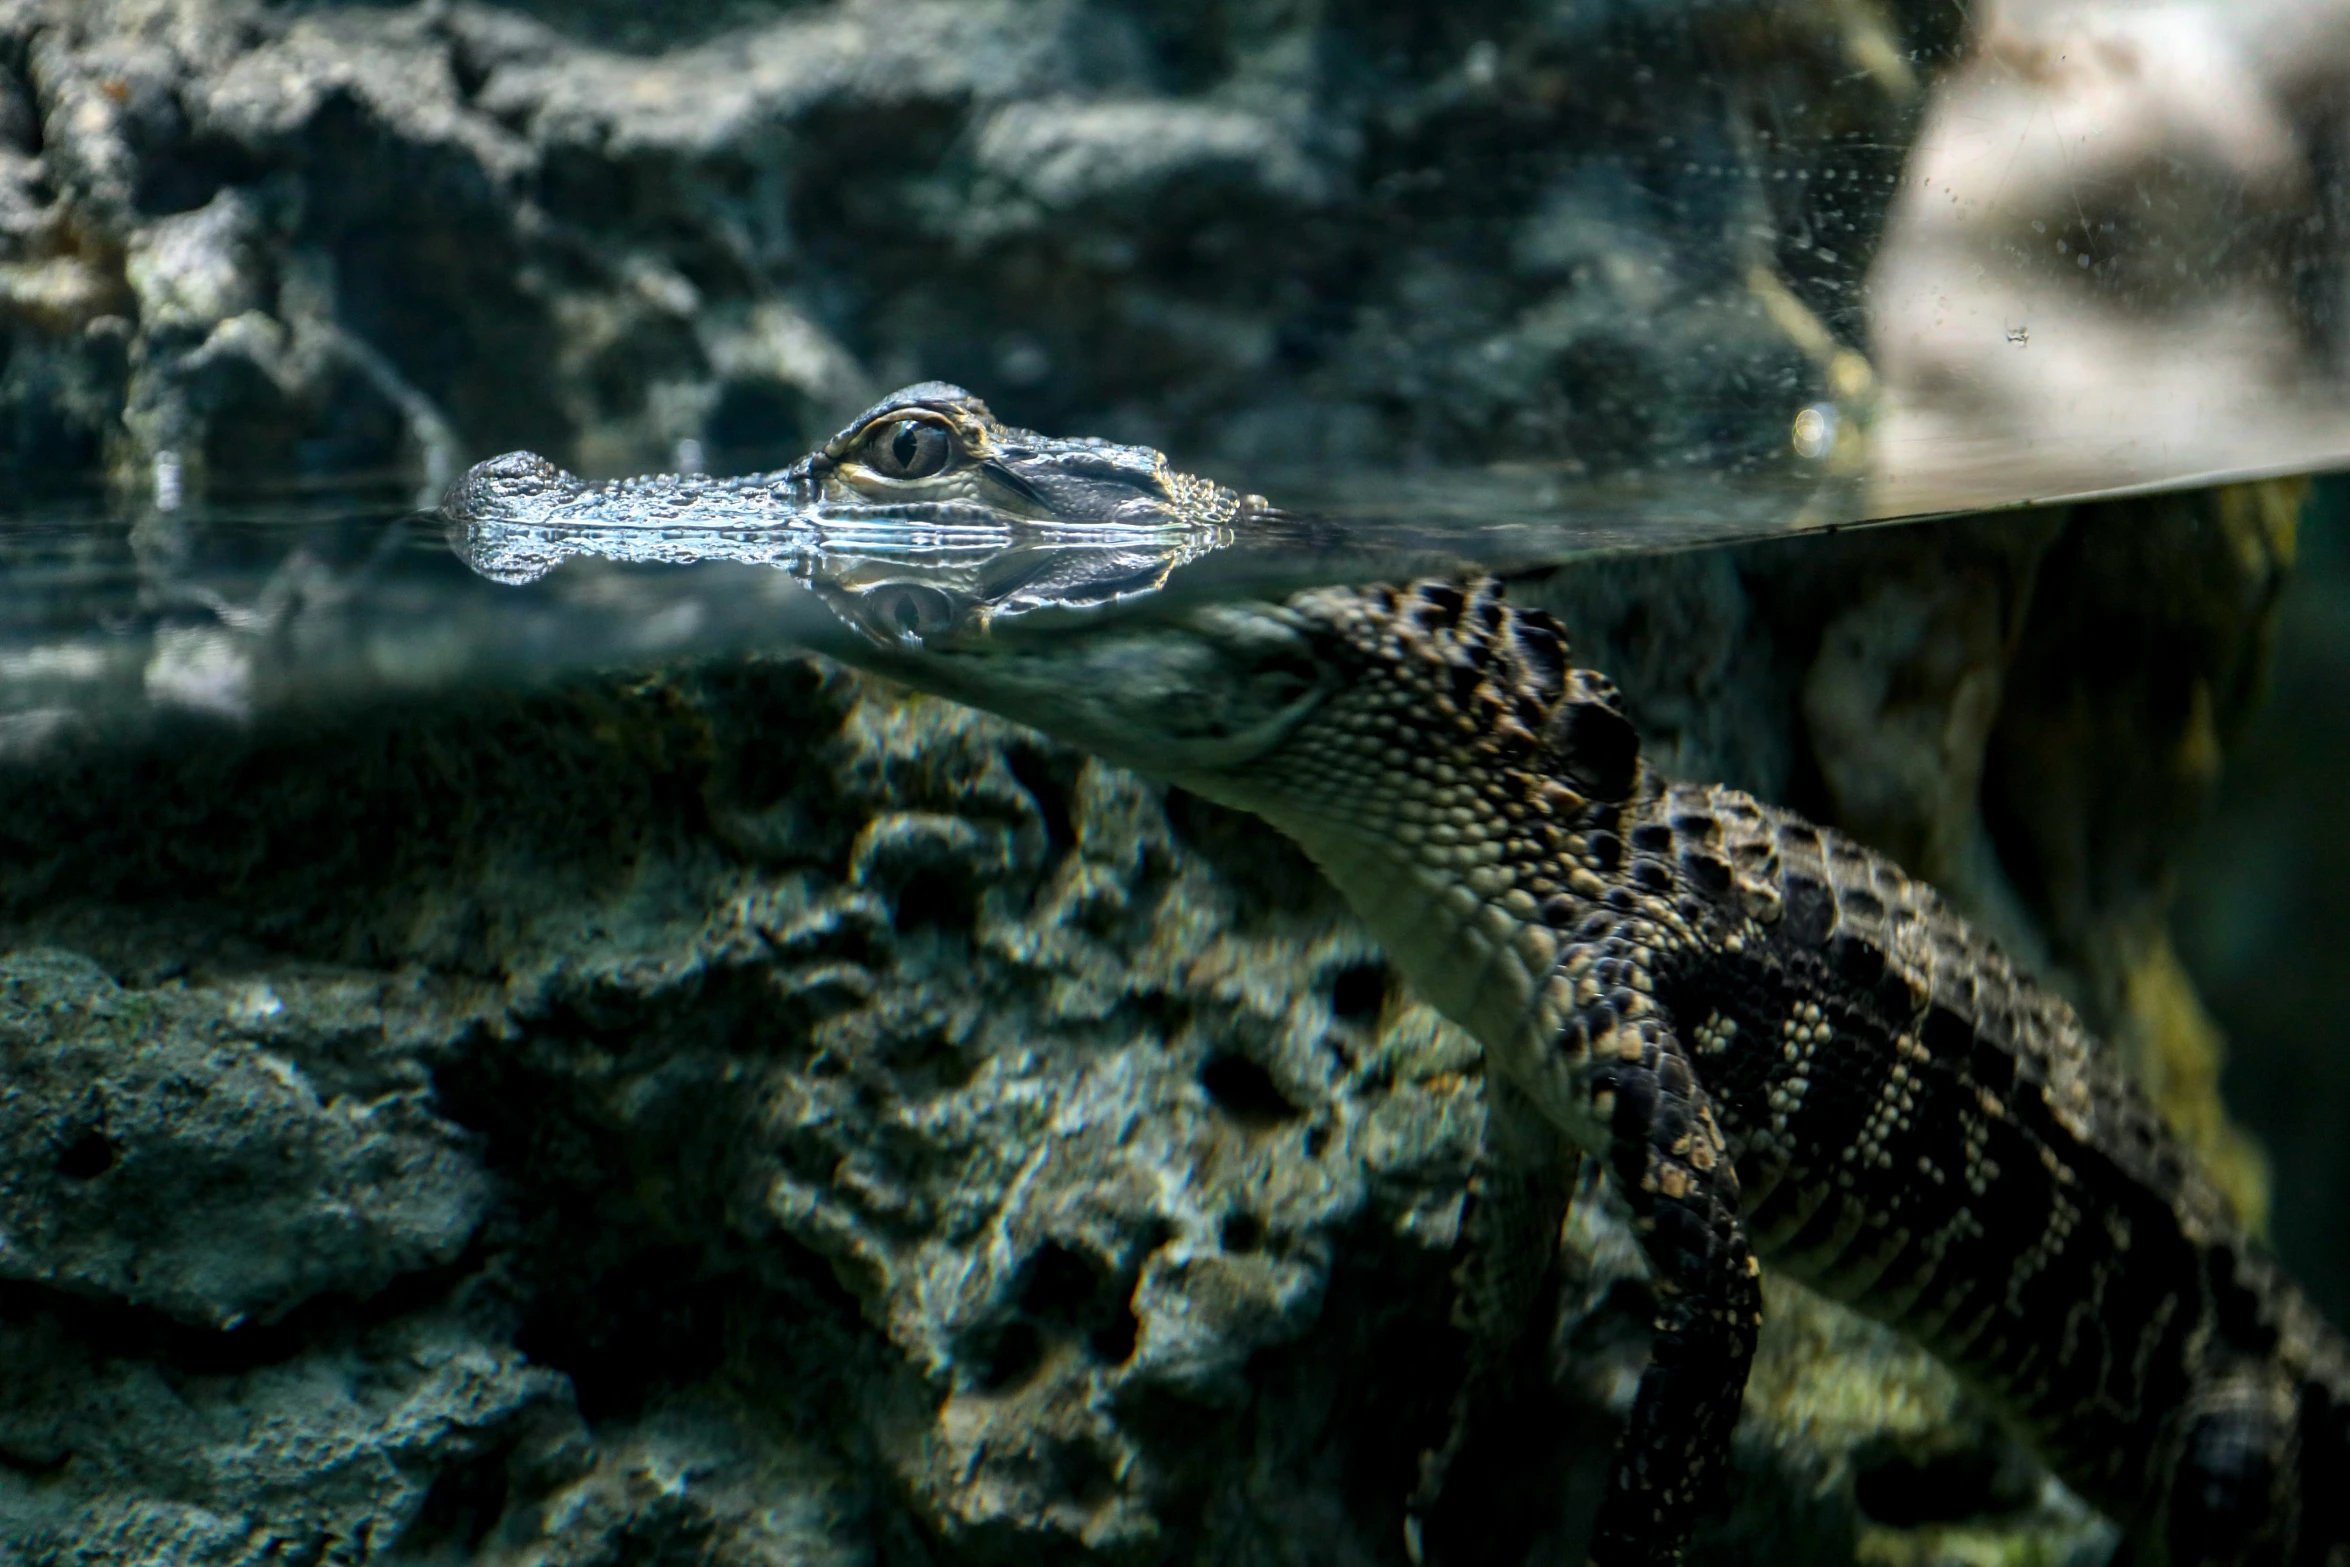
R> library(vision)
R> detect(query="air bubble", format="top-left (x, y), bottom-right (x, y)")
top-left (1791, 405), bottom-right (1838, 461)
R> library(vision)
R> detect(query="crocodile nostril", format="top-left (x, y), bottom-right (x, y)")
top-left (469, 450), bottom-right (562, 494)
top-left (441, 450), bottom-right (569, 520)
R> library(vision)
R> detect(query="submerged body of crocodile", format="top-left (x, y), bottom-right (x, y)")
top-left (446, 390), bottom-right (2350, 1567)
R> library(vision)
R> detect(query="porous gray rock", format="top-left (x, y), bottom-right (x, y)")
top-left (0, 1305), bottom-right (566, 1566)
top-left (0, 947), bottom-right (489, 1329)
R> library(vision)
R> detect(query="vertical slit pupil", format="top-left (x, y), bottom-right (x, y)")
top-left (871, 418), bottom-right (949, 477)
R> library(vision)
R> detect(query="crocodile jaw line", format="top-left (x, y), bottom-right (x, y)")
top-left (1254, 805), bottom-right (1598, 1142)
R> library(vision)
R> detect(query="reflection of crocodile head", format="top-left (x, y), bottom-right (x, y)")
top-left (440, 383), bottom-right (1266, 641)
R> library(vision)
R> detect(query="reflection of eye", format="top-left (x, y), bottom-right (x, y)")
top-left (862, 417), bottom-right (954, 480)
top-left (859, 582), bottom-right (961, 641)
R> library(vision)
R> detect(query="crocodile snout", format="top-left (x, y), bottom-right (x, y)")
top-left (439, 450), bottom-right (580, 525)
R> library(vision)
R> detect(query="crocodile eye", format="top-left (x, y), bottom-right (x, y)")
top-left (862, 417), bottom-right (954, 480)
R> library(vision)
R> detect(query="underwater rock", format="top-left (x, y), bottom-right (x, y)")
top-left (0, 947), bottom-right (489, 1329)
top-left (0, 1301), bottom-right (567, 1565)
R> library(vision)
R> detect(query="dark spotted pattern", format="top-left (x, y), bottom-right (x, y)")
top-left (1212, 580), bottom-right (2350, 1567)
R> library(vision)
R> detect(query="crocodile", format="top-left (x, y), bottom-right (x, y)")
top-left (445, 388), bottom-right (2350, 1567)
top-left (440, 381), bottom-right (1267, 639)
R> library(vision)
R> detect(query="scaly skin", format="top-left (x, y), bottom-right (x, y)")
top-left (447, 392), bottom-right (2350, 1567)
top-left (1211, 579), bottom-right (2350, 1567)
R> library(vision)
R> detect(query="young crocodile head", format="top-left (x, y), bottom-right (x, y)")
top-left (844, 576), bottom-right (1646, 1104)
top-left (448, 394), bottom-right (1639, 1095)
top-left (443, 383), bottom-right (1268, 631)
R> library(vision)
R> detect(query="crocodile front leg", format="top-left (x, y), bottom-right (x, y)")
top-left (1410, 1010), bottom-right (1760, 1567)
top-left (1580, 1015), bottom-right (1761, 1567)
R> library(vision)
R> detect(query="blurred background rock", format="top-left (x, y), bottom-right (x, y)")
top-left (2, 0), bottom-right (1967, 503)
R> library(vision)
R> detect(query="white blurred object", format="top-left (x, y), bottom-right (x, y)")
top-left (1870, 0), bottom-right (2350, 514)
